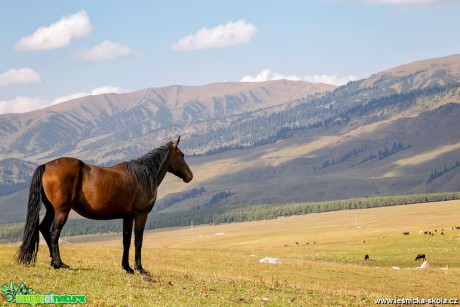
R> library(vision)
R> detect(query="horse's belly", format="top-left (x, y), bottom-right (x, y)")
top-left (76, 187), bottom-right (136, 219)
top-left (73, 199), bottom-right (132, 220)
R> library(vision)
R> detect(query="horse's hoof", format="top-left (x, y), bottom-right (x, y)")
top-left (51, 260), bottom-right (70, 269)
top-left (60, 263), bottom-right (70, 269)
top-left (123, 266), bottom-right (135, 274)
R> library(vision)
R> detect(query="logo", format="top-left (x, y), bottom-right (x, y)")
top-left (1, 281), bottom-right (86, 305)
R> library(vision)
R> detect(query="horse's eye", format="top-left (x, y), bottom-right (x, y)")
top-left (179, 152), bottom-right (184, 158)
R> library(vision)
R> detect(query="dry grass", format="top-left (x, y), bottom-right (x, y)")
top-left (1, 201), bottom-right (460, 306)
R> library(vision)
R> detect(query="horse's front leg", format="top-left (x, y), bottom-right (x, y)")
top-left (122, 217), bottom-right (134, 274)
top-left (134, 213), bottom-right (149, 277)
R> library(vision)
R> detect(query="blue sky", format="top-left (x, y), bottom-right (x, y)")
top-left (1, 0), bottom-right (459, 114)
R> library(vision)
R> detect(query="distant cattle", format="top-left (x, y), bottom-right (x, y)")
top-left (364, 254), bottom-right (369, 261)
top-left (402, 232), bottom-right (409, 235)
top-left (441, 232), bottom-right (445, 236)
top-left (415, 254), bottom-right (426, 261)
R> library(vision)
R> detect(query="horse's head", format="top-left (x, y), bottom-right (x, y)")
top-left (167, 136), bottom-right (193, 183)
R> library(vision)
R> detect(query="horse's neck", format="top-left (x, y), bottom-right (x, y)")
top-left (147, 165), bottom-right (167, 206)
top-left (156, 162), bottom-right (169, 187)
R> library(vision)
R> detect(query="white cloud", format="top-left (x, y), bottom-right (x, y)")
top-left (0, 68), bottom-right (41, 87)
top-left (14, 10), bottom-right (92, 51)
top-left (79, 40), bottom-right (136, 61)
top-left (51, 86), bottom-right (124, 105)
top-left (241, 69), bottom-right (358, 86)
top-left (0, 96), bottom-right (46, 114)
top-left (89, 86), bottom-right (124, 95)
top-left (171, 20), bottom-right (257, 51)
top-left (0, 86), bottom-right (124, 114)
top-left (303, 74), bottom-right (359, 85)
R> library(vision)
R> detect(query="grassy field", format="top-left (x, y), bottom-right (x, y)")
top-left (1, 200), bottom-right (460, 306)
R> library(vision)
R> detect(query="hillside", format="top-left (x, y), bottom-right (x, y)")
top-left (1, 54), bottom-right (460, 224)
top-left (0, 159), bottom-right (36, 223)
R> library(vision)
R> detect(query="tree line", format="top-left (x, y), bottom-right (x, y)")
top-left (319, 142), bottom-right (411, 170)
top-left (427, 161), bottom-right (460, 184)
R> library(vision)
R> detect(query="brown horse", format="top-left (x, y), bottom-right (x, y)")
top-left (16, 137), bottom-right (193, 276)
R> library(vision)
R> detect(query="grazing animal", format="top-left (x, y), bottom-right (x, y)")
top-left (295, 242), bottom-right (299, 245)
top-left (441, 232), bottom-right (445, 236)
top-left (415, 254), bottom-right (426, 261)
top-left (402, 232), bottom-right (409, 235)
top-left (16, 137), bottom-right (193, 277)
top-left (364, 254), bottom-right (369, 261)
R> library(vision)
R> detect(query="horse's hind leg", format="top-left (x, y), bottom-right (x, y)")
top-left (50, 210), bottom-right (71, 269)
top-left (39, 196), bottom-right (55, 259)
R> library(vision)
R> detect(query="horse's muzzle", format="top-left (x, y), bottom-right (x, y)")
top-left (183, 175), bottom-right (193, 183)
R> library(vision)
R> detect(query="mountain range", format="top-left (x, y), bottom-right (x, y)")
top-left (0, 80), bottom-right (334, 162)
top-left (1, 54), bottom-right (459, 224)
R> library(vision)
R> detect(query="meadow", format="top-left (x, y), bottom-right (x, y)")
top-left (1, 200), bottom-right (460, 306)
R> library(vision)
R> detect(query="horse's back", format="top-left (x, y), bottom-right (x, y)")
top-left (45, 157), bottom-right (86, 171)
top-left (44, 157), bottom-right (88, 184)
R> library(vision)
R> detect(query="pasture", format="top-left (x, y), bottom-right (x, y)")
top-left (1, 200), bottom-right (460, 306)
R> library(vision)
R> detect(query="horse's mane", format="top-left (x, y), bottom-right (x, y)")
top-left (126, 144), bottom-right (170, 192)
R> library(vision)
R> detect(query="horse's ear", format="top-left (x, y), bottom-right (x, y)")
top-left (168, 136), bottom-right (173, 143)
top-left (176, 136), bottom-right (181, 147)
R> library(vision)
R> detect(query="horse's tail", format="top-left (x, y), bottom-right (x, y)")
top-left (16, 164), bottom-right (46, 265)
